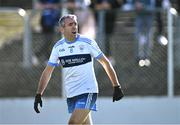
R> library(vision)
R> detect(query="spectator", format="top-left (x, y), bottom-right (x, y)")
top-left (90, 0), bottom-right (122, 64)
top-left (155, 0), bottom-right (170, 46)
top-left (177, 0), bottom-right (180, 14)
top-left (171, 0), bottom-right (180, 14)
top-left (34, 0), bottom-right (61, 64)
top-left (64, 0), bottom-right (96, 39)
top-left (133, 0), bottom-right (155, 66)
top-left (122, 0), bottom-right (134, 11)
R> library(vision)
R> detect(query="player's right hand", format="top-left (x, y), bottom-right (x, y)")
top-left (34, 94), bottom-right (42, 113)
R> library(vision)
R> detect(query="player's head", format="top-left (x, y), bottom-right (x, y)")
top-left (59, 14), bottom-right (77, 27)
top-left (58, 14), bottom-right (78, 38)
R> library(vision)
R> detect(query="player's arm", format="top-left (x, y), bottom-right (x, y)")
top-left (36, 65), bottom-right (55, 95)
top-left (34, 65), bottom-right (55, 113)
top-left (98, 54), bottom-right (124, 102)
top-left (98, 55), bottom-right (120, 87)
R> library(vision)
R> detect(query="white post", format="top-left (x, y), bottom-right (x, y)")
top-left (97, 10), bottom-right (105, 52)
top-left (167, 8), bottom-right (174, 98)
top-left (62, 71), bottom-right (66, 98)
top-left (61, 1), bottom-right (67, 98)
top-left (23, 13), bottom-right (32, 68)
top-left (0, 7), bottom-right (32, 68)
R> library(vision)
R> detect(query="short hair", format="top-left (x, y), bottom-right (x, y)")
top-left (58, 14), bottom-right (77, 27)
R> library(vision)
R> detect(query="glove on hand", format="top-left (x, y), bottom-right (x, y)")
top-left (113, 86), bottom-right (124, 102)
top-left (34, 94), bottom-right (42, 113)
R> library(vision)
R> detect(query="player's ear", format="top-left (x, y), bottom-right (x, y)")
top-left (59, 26), bottom-right (64, 33)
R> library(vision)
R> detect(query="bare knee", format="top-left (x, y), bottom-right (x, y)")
top-left (68, 119), bottom-right (81, 125)
top-left (68, 109), bottom-right (90, 125)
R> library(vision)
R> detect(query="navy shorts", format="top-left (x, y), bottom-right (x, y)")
top-left (67, 93), bottom-right (98, 113)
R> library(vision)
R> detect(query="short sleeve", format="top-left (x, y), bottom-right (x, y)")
top-left (48, 46), bottom-right (59, 67)
top-left (89, 39), bottom-right (103, 59)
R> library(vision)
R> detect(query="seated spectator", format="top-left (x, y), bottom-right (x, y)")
top-left (33, 0), bottom-right (61, 65)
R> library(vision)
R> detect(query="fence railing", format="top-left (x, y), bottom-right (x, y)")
top-left (0, 7), bottom-right (179, 97)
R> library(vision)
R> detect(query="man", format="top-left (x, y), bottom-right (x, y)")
top-left (34, 0), bottom-right (60, 62)
top-left (90, 0), bottom-right (122, 64)
top-left (155, 0), bottom-right (169, 45)
top-left (34, 14), bottom-right (124, 125)
top-left (134, 0), bottom-right (155, 66)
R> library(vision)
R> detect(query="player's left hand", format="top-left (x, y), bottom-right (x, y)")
top-left (113, 86), bottom-right (124, 102)
top-left (34, 94), bottom-right (42, 113)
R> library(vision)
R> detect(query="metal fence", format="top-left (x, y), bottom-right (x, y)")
top-left (0, 7), bottom-right (179, 97)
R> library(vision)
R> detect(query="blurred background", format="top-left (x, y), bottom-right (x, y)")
top-left (0, 0), bottom-right (180, 124)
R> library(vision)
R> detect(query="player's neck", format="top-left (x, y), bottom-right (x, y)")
top-left (65, 34), bottom-right (77, 42)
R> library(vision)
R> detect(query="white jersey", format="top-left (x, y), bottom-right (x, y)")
top-left (48, 34), bottom-right (103, 98)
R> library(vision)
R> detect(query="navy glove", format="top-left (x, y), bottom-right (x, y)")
top-left (34, 94), bottom-right (42, 113)
top-left (113, 86), bottom-right (124, 102)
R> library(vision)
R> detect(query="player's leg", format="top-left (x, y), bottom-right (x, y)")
top-left (67, 93), bottom-right (97, 125)
top-left (83, 112), bottom-right (93, 125)
top-left (68, 109), bottom-right (90, 125)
